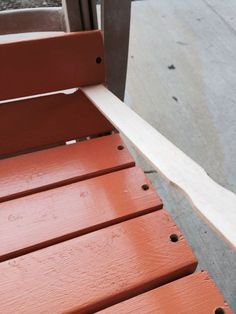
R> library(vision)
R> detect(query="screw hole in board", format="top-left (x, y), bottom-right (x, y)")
top-left (117, 145), bottom-right (124, 150)
top-left (142, 184), bottom-right (149, 191)
top-left (96, 57), bottom-right (102, 64)
top-left (214, 308), bottom-right (225, 314)
top-left (170, 234), bottom-right (179, 242)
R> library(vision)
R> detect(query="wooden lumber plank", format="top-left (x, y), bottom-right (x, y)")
top-left (0, 31), bottom-right (105, 100)
top-left (62, 0), bottom-right (83, 31)
top-left (0, 90), bottom-right (115, 157)
top-left (62, 0), bottom-right (98, 31)
top-left (0, 211), bottom-right (197, 314)
top-left (0, 134), bottom-right (134, 202)
top-left (82, 84), bottom-right (236, 249)
top-left (99, 271), bottom-right (233, 314)
top-left (0, 166), bottom-right (162, 262)
top-left (0, 8), bottom-right (65, 35)
top-left (101, 0), bottom-right (131, 100)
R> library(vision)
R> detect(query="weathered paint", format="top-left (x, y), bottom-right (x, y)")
top-left (0, 211), bottom-right (197, 313)
top-left (99, 271), bottom-right (233, 314)
top-left (0, 167), bottom-right (162, 261)
top-left (0, 134), bottom-right (134, 202)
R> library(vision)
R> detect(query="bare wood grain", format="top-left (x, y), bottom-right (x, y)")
top-left (82, 84), bottom-right (236, 249)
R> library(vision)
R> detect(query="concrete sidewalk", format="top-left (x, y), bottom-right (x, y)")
top-left (125, 0), bottom-right (236, 310)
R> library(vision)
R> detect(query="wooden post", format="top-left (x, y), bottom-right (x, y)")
top-left (101, 0), bottom-right (131, 100)
top-left (62, 0), bottom-right (97, 32)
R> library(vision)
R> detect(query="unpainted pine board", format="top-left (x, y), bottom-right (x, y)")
top-left (82, 85), bottom-right (236, 249)
top-left (99, 271), bottom-right (233, 314)
top-left (0, 134), bottom-right (134, 202)
top-left (0, 211), bottom-right (197, 314)
top-left (0, 30), bottom-right (105, 100)
top-left (0, 90), bottom-right (115, 157)
top-left (0, 167), bottom-right (162, 262)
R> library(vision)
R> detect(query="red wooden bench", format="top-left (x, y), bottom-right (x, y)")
top-left (0, 31), bottom-right (232, 313)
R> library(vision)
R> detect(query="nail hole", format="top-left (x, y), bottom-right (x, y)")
top-left (170, 234), bottom-right (179, 242)
top-left (215, 308), bottom-right (225, 314)
top-left (142, 184), bottom-right (149, 191)
top-left (96, 57), bottom-right (102, 64)
top-left (117, 145), bottom-right (124, 150)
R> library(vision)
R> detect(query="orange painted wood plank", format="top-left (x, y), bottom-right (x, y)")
top-left (0, 211), bottom-right (197, 314)
top-left (0, 134), bottom-right (134, 202)
top-left (99, 271), bottom-right (233, 314)
top-left (0, 90), bottom-right (115, 157)
top-left (0, 167), bottom-right (162, 262)
top-left (0, 31), bottom-right (105, 101)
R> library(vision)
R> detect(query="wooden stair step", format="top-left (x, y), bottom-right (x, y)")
top-left (99, 271), bottom-right (233, 314)
top-left (0, 166), bottom-right (162, 262)
top-left (0, 211), bottom-right (197, 314)
top-left (0, 133), bottom-right (134, 203)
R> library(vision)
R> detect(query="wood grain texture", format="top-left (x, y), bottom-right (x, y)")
top-left (0, 134), bottom-right (134, 202)
top-left (101, 0), bottom-right (131, 100)
top-left (0, 90), bottom-right (115, 157)
top-left (0, 167), bottom-right (162, 262)
top-left (0, 211), bottom-right (197, 314)
top-left (99, 271), bottom-right (233, 314)
top-left (82, 84), bottom-right (236, 249)
top-left (62, 0), bottom-right (97, 32)
top-left (0, 30), bottom-right (105, 100)
top-left (0, 8), bottom-right (65, 35)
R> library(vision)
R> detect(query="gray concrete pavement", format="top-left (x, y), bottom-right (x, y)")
top-left (125, 0), bottom-right (236, 310)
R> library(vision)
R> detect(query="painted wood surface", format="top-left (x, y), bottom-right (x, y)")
top-left (0, 30), bottom-right (105, 100)
top-left (0, 90), bottom-right (115, 157)
top-left (99, 271), bottom-right (233, 314)
top-left (0, 167), bottom-right (162, 262)
top-left (0, 211), bottom-right (197, 313)
top-left (0, 134), bottom-right (134, 202)
top-left (82, 84), bottom-right (236, 249)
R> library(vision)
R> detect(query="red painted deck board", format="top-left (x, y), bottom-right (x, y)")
top-left (99, 272), bottom-right (233, 314)
top-left (0, 167), bottom-right (162, 262)
top-left (0, 134), bottom-right (134, 202)
top-left (0, 90), bottom-right (115, 157)
top-left (0, 211), bottom-right (197, 314)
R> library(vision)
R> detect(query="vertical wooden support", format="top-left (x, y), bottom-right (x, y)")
top-left (101, 0), bottom-right (131, 100)
top-left (62, 0), bottom-right (97, 31)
